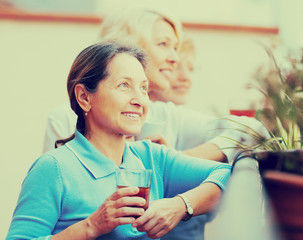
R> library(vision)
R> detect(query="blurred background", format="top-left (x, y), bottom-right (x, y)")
top-left (1, 0), bottom-right (302, 238)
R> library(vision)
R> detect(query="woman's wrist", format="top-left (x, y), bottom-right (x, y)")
top-left (51, 219), bottom-right (97, 240)
top-left (84, 218), bottom-right (99, 240)
top-left (173, 195), bottom-right (187, 220)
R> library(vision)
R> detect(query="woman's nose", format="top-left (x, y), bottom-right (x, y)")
top-left (130, 89), bottom-right (148, 107)
top-left (167, 48), bottom-right (179, 65)
top-left (130, 98), bottom-right (141, 106)
top-left (179, 66), bottom-right (192, 83)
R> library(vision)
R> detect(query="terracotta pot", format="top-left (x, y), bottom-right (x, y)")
top-left (242, 149), bottom-right (303, 240)
top-left (263, 170), bottom-right (303, 240)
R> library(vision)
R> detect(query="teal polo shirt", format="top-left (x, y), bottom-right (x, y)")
top-left (6, 131), bottom-right (231, 240)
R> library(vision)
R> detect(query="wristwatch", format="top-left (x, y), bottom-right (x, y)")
top-left (177, 194), bottom-right (193, 221)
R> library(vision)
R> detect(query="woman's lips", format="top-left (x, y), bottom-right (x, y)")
top-left (160, 69), bottom-right (172, 79)
top-left (172, 85), bottom-right (190, 93)
top-left (121, 112), bottom-right (142, 120)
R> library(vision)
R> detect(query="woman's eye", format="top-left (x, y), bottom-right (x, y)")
top-left (141, 85), bottom-right (148, 92)
top-left (159, 42), bottom-right (167, 47)
top-left (187, 61), bottom-right (195, 72)
top-left (188, 65), bottom-right (195, 72)
top-left (118, 82), bottom-right (129, 88)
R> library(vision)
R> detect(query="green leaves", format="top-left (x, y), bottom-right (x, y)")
top-left (249, 47), bottom-right (303, 150)
top-left (220, 47), bottom-right (303, 152)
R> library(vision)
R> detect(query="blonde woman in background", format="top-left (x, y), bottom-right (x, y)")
top-left (151, 37), bottom-right (195, 105)
top-left (44, 7), bottom-right (266, 160)
top-left (42, 6), bottom-right (269, 240)
top-left (97, 9), bottom-right (267, 158)
top-left (98, 7), bottom-right (182, 101)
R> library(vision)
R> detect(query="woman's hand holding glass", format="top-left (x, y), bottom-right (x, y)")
top-left (85, 186), bottom-right (146, 238)
top-left (133, 197), bottom-right (186, 239)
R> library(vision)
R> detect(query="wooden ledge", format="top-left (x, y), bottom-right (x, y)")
top-left (0, 4), bottom-right (279, 34)
top-left (183, 22), bottom-right (279, 34)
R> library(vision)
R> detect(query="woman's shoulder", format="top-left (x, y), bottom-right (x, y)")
top-left (30, 145), bottom-right (73, 171)
top-left (43, 144), bottom-right (72, 159)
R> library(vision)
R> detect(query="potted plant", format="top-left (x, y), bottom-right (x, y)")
top-left (228, 47), bottom-right (303, 240)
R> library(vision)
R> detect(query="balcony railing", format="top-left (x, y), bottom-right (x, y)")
top-left (214, 156), bottom-right (283, 240)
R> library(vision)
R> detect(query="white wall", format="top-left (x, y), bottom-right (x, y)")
top-left (184, 29), bottom-right (277, 116)
top-left (0, 19), bottom-right (277, 238)
top-left (98, 0), bottom-right (277, 27)
top-left (0, 20), bottom-right (100, 238)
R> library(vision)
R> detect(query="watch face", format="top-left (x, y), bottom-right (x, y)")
top-left (177, 194), bottom-right (193, 221)
top-left (188, 207), bottom-right (193, 215)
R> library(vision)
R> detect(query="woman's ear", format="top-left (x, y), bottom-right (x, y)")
top-left (74, 84), bottom-right (91, 113)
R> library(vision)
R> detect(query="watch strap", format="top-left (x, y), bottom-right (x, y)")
top-left (177, 194), bottom-right (193, 221)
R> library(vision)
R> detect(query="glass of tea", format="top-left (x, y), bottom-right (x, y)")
top-left (115, 168), bottom-right (152, 232)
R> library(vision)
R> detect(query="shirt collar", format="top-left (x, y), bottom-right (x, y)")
top-left (66, 131), bottom-right (145, 179)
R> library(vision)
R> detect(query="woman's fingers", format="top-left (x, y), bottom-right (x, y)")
top-left (110, 186), bottom-right (139, 200)
top-left (136, 216), bottom-right (158, 233)
top-left (136, 215), bottom-right (175, 239)
top-left (133, 207), bottom-right (155, 230)
top-left (134, 198), bottom-right (184, 238)
top-left (114, 196), bottom-right (146, 208)
top-left (107, 187), bottom-right (147, 218)
top-left (115, 206), bottom-right (145, 218)
top-left (136, 210), bottom-right (170, 237)
top-left (86, 186), bottom-right (149, 237)
top-left (109, 216), bottom-right (135, 227)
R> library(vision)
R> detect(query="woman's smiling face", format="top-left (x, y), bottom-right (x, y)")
top-left (145, 18), bottom-right (179, 100)
top-left (168, 50), bottom-right (194, 105)
top-left (87, 53), bottom-right (149, 137)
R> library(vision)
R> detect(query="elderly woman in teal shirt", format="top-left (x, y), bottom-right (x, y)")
top-left (6, 42), bottom-right (231, 240)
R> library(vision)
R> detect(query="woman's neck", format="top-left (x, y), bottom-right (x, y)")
top-left (85, 131), bottom-right (125, 166)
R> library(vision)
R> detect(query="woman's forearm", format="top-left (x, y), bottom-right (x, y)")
top-left (132, 182), bottom-right (222, 239)
top-left (183, 143), bottom-right (228, 162)
top-left (181, 182), bottom-right (222, 217)
top-left (51, 219), bottom-right (95, 240)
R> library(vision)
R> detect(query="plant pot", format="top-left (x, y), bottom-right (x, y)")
top-left (249, 149), bottom-right (303, 240)
top-left (262, 170), bottom-right (303, 240)
top-left (252, 149), bottom-right (303, 175)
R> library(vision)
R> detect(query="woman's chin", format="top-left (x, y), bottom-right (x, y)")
top-left (122, 129), bottom-right (141, 137)
top-left (170, 95), bottom-right (186, 105)
top-left (149, 79), bottom-right (170, 92)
